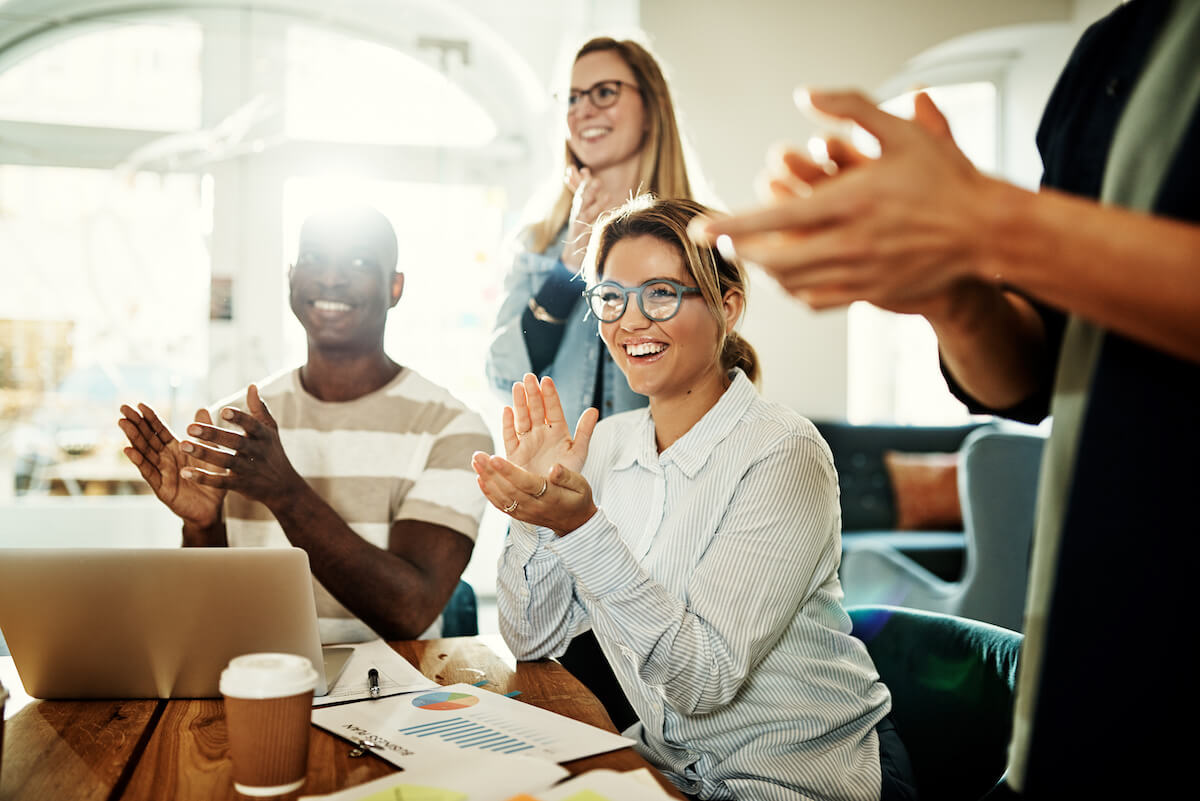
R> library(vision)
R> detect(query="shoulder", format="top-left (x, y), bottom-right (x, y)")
top-left (388, 369), bottom-right (491, 436)
top-left (737, 395), bottom-right (835, 473)
top-left (210, 367), bottom-right (297, 412)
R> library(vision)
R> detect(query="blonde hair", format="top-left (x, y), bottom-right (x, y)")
top-left (530, 37), bottom-right (694, 254)
top-left (588, 196), bottom-right (759, 384)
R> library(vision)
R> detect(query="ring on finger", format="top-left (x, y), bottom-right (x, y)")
top-left (532, 479), bottom-right (548, 498)
top-left (503, 499), bottom-right (518, 513)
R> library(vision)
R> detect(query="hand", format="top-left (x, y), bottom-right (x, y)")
top-left (120, 403), bottom-right (225, 527)
top-left (562, 166), bottom-right (623, 269)
top-left (176, 384), bottom-right (307, 513)
top-left (471, 374), bottom-right (599, 534)
top-left (692, 90), bottom-right (1000, 320)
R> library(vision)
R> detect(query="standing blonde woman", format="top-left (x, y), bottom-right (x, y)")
top-left (486, 36), bottom-right (696, 428)
top-left (474, 197), bottom-right (915, 801)
top-left (485, 36), bottom-right (700, 728)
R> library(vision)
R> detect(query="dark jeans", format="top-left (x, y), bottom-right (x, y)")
top-left (878, 714), bottom-right (918, 801)
top-left (557, 629), bottom-right (639, 732)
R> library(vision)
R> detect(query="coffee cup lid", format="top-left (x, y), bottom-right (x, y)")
top-left (220, 652), bottom-right (318, 699)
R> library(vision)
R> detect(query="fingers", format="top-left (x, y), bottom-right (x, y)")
top-left (187, 418), bottom-right (245, 451)
top-left (769, 142), bottom-right (827, 186)
top-left (805, 89), bottom-right (910, 149)
top-left (722, 226), bottom-right (863, 277)
top-left (824, 137), bottom-right (870, 171)
top-left (522, 373), bottom-right (546, 428)
top-left (511, 381), bottom-right (531, 434)
top-left (540, 376), bottom-right (567, 430)
top-left (117, 415), bottom-right (154, 457)
top-left (500, 406), bottom-right (520, 456)
top-left (687, 194), bottom-right (839, 242)
top-left (179, 439), bottom-right (236, 470)
top-left (122, 446), bottom-right (162, 490)
top-left (178, 465), bottom-right (232, 487)
top-left (564, 164), bottom-right (586, 192)
top-left (137, 403), bottom-right (175, 448)
top-left (119, 404), bottom-right (169, 453)
top-left (471, 452), bottom-right (537, 511)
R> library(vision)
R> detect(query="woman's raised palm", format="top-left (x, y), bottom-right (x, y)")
top-left (503, 374), bottom-right (597, 478)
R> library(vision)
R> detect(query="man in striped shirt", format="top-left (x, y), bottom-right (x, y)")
top-left (120, 205), bottom-right (493, 643)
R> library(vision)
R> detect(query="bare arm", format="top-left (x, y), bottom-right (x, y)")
top-left (270, 493), bottom-right (473, 640)
top-left (181, 384), bottom-right (474, 640)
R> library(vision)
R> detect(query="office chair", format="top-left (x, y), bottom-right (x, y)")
top-left (841, 428), bottom-right (1045, 631)
top-left (849, 605), bottom-right (1022, 801)
top-left (441, 579), bottom-right (479, 637)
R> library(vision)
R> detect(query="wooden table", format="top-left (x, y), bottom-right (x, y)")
top-left (0, 636), bottom-right (684, 800)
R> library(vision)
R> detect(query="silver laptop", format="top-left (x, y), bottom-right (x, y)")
top-left (0, 547), bottom-right (352, 699)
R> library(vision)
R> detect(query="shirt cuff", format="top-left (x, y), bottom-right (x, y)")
top-left (503, 518), bottom-right (560, 572)
top-left (547, 509), bottom-right (644, 597)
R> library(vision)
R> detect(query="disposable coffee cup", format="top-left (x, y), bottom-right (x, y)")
top-left (220, 653), bottom-right (317, 797)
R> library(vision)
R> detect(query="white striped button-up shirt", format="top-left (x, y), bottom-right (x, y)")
top-left (498, 370), bottom-right (890, 801)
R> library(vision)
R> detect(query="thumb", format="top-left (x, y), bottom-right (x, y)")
top-left (246, 384), bottom-right (278, 430)
top-left (913, 91), bottom-right (953, 139)
top-left (572, 407), bottom-right (599, 453)
top-left (548, 463), bottom-right (587, 494)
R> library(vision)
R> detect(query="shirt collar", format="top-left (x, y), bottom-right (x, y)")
top-left (610, 369), bottom-right (757, 478)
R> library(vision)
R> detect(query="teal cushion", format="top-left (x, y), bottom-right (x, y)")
top-left (849, 605), bottom-right (1022, 801)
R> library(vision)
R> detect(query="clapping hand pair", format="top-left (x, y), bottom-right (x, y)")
top-left (119, 384), bottom-right (304, 526)
top-left (472, 374), bottom-right (599, 537)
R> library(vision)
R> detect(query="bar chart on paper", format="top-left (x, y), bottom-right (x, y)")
top-left (399, 712), bottom-right (544, 754)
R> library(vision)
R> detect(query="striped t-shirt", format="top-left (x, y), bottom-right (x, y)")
top-left (216, 367), bottom-right (493, 643)
top-left (498, 370), bottom-right (890, 801)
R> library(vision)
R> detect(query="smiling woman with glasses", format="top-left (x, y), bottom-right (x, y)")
top-left (475, 196), bottom-right (915, 801)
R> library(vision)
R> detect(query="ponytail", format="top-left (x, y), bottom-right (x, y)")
top-left (722, 330), bottom-right (759, 385)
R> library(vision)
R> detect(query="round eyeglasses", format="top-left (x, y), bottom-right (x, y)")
top-left (583, 278), bottom-right (702, 323)
top-left (560, 80), bottom-right (639, 112)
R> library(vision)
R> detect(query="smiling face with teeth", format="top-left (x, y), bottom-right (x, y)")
top-left (288, 206), bottom-right (403, 356)
top-left (598, 234), bottom-right (732, 412)
top-left (567, 50), bottom-right (647, 176)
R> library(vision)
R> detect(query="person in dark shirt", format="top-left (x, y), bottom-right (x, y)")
top-left (691, 1), bottom-right (1200, 795)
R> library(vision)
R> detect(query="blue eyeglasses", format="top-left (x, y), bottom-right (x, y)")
top-left (583, 278), bottom-right (702, 322)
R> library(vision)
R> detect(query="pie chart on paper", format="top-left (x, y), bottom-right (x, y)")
top-left (411, 690), bottom-right (480, 711)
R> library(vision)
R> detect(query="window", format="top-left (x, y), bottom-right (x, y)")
top-left (847, 82), bottom-right (997, 425)
top-left (846, 22), bottom-right (1078, 424)
top-left (0, 10), bottom-right (529, 507)
top-left (0, 21), bottom-right (201, 130)
top-left (284, 25), bottom-right (495, 147)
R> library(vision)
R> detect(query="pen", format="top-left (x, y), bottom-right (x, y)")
top-left (367, 667), bottom-right (380, 698)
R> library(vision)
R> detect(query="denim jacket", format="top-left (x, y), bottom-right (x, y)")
top-left (486, 229), bottom-right (646, 426)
